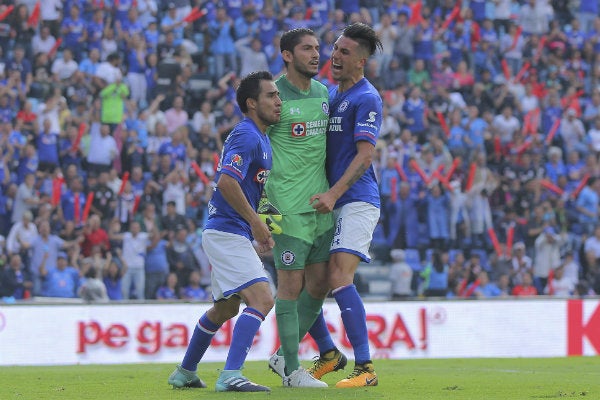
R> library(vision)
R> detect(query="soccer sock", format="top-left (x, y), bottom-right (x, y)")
top-left (181, 313), bottom-right (221, 372)
top-left (297, 289), bottom-right (324, 341)
top-left (224, 307), bottom-right (265, 371)
top-left (308, 309), bottom-right (336, 355)
top-left (276, 298), bottom-right (300, 374)
top-left (333, 284), bottom-right (370, 364)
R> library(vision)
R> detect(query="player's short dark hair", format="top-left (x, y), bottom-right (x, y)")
top-left (280, 28), bottom-right (316, 54)
top-left (342, 22), bottom-right (383, 57)
top-left (236, 70), bottom-right (273, 114)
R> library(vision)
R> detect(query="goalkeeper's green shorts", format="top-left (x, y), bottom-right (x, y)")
top-left (272, 211), bottom-right (334, 271)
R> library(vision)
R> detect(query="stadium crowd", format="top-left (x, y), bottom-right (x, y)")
top-left (0, 0), bottom-right (600, 302)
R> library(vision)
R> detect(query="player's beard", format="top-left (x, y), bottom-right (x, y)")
top-left (294, 59), bottom-right (319, 79)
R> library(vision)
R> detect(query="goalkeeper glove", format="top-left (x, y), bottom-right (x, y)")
top-left (258, 201), bottom-right (283, 234)
top-left (259, 213), bottom-right (283, 234)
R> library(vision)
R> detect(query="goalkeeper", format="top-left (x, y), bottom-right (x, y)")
top-left (263, 28), bottom-right (346, 388)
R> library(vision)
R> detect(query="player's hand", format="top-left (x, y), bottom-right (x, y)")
top-left (310, 191), bottom-right (336, 214)
top-left (251, 216), bottom-right (274, 251)
top-left (259, 213), bottom-right (282, 234)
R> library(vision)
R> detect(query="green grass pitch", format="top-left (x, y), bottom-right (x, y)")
top-left (1, 357), bottom-right (598, 400)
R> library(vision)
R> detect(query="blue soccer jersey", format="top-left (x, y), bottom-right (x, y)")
top-left (326, 78), bottom-right (382, 209)
top-left (205, 117), bottom-right (272, 240)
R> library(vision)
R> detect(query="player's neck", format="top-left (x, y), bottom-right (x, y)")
top-left (248, 114), bottom-right (268, 134)
top-left (338, 74), bottom-right (364, 93)
top-left (286, 71), bottom-right (311, 92)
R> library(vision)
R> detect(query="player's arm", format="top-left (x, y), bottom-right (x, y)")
top-left (217, 174), bottom-right (274, 251)
top-left (311, 140), bottom-right (375, 214)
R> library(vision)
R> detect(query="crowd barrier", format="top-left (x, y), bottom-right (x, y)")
top-left (0, 299), bottom-right (598, 366)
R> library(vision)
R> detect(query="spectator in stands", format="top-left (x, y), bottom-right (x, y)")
top-left (6, 210), bottom-right (37, 268)
top-left (167, 224), bottom-right (198, 287)
top-left (94, 52), bottom-right (123, 90)
top-left (561, 108), bottom-right (587, 156)
top-left (12, 173), bottom-right (40, 225)
top-left (235, 36), bottom-right (269, 79)
top-left (125, 34), bottom-right (148, 106)
top-left (575, 177), bottom-right (600, 235)
top-left (533, 226), bottom-right (564, 292)
top-left (32, 25), bottom-right (57, 57)
top-left (1, 253), bottom-right (33, 300)
top-left (86, 123), bottom-right (119, 175)
top-left (144, 226), bottom-right (169, 300)
top-left (89, 171), bottom-right (116, 221)
top-left (51, 48), bottom-right (79, 84)
top-left (179, 269), bottom-right (209, 301)
top-left (389, 249), bottom-right (413, 299)
top-left (544, 264), bottom-right (575, 297)
top-left (117, 220), bottom-right (148, 300)
top-left (99, 76), bottom-right (129, 130)
top-left (30, 219), bottom-right (75, 295)
top-left (420, 250), bottom-right (450, 297)
top-left (156, 271), bottom-right (179, 300)
top-left (78, 262), bottom-right (109, 302)
top-left (510, 241), bottom-right (533, 287)
top-left (426, 183), bottom-right (450, 250)
top-left (38, 250), bottom-right (80, 298)
top-left (208, 6), bottom-right (237, 80)
top-left (103, 249), bottom-right (126, 301)
top-left (511, 271), bottom-right (538, 296)
top-left (164, 95), bottom-right (188, 134)
top-left (59, 176), bottom-right (87, 227)
top-left (80, 214), bottom-right (110, 258)
top-left (474, 270), bottom-right (504, 298)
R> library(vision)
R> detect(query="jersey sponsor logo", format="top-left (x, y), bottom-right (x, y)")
top-left (366, 111), bottom-right (377, 122)
top-left (337, 100), bottom-right (349, 113)
top-left (281, 250), bottom-right (296, 265)
top-left (254, 168), bottom-right (270, 184)
top-left (322, 102), bottom-right (329, 115)
top-left (290, 107), bottom-right (301, 115)
top-left (291, 122), bottom-right (306, 137)
top-left (231, 154), bottom-right (243, 166)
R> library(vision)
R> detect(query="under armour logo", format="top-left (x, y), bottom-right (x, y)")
top-left (290, 107), bottom-right (301, 115)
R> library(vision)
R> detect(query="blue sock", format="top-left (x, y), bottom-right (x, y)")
top-left (181, 313), bottom-right (221, 371)
top-left (308, 309), bottom-right (336, 354)
top-left (333, 284), bottom-right (370, 364)
top-left (224, 307), bottom-right (264, 371)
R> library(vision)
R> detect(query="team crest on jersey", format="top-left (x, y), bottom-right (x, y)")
top-left (231, 154), bottom-right (243, 166)
top-left (281, 250), bottom-right (296, 265)
top-left (254, 168), bottom-right (270, 183)
top-left (291, 122), bottom-right (306, 137)
top-left (337, 100), bottom-right (349, 113)
top-left (322, 102), bottom-right (329, 115)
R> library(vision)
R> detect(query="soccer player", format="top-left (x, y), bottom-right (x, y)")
top-left (264, 28), bottom-right (345, 387)
top-left (310, 23), bottom-right (383, 388)
top-left (167, 70), bottom-right (281, 392)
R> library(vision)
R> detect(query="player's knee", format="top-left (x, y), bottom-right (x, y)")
top-left (252, 295), bottom-right (274, 316)
top-left (306, 280), bottom-right (329, 299)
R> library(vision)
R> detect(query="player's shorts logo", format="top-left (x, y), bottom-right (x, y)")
top-left (281, 250), bottom-right (296, 265)
top-left (338, 100), bottom-right (349, 113)
top-left (291, 122), bottom-right (306, 137)
top-left (231, 154), bottom-right (243, 166)
top-left (254, 168), bottom-right (270, 184)
top-left (322, 102), bottom-right (329, 115)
